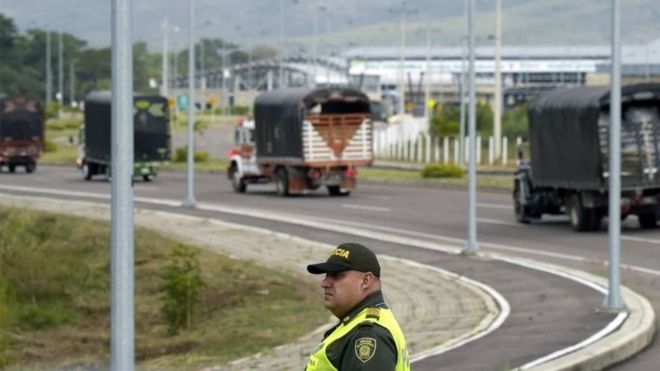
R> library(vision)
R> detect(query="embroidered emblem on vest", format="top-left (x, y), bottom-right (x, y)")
top-left (355, 337), bottom-right (377, 363)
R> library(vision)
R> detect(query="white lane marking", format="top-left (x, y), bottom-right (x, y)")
top-left (406, 258), bottom-right (511, 363)
top-left (478, 202), bottom-right (511, 210)
top-left (495, 253), bottom-right (629, 370)
top-left (362, 194), bottom-right (392, 201)
top-left (478, 217), bottom-right (520, 226)
top-left (621, 235), bottom-right (660, 245)
top-left (340, 204), bottom-right (390, 212)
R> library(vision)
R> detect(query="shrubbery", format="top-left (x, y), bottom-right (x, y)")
top-left (160, 245), bottom-right (206, 335)
top-left (174, 147), bottom-right (210, 163)
top-left (421, 163), bottom-right (465, 178)
top-left (43, 140), bottom-right (58, 153)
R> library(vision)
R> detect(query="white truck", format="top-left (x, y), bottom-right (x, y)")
top-left (228, 87), bottom-right (374, 196)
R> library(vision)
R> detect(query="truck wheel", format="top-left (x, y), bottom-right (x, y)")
top-left (275, 169), bottom-right (289, 196)
top-left (327, 185), bottom-right (350, 197)
top-left (513, 181), bottom-right (530, 224)
top-left (568, 194), bottom-right (594, 232)
top-left (638, 213), bottom-right (657, 229)
top-left (8, 164), bottom-right (16, 173)
top-left (25, 161), bottom-right (36, 173)
top-left (230, 166), bottom-right (247, 193)
top-left (82, 162), bottom-right (93, 180)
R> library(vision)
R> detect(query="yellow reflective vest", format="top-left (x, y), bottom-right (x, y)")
top-left (306, 306), bottom-right (410, 371)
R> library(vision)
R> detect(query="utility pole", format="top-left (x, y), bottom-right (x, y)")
top-left (424, 21), bottom-right (432, 121)
top-left (459, 0), bottom-right (468, 166)
top-left (397, 2), bottom-right (407, 115)
top-left (69, 60), bottom-right (76, 106)
top-left (463, 0), bottom-right (479, 254)
top-left (603, 0), bottom-right (625, 311)
top-left (46, 30), bottom-right (52, 106)
top-left (279, 0), bottom-right (284, 88)
top-left (312, 2), bottom-right (320, 88)
top-left (110, 0), bottom-right (135, 369)
top-left (58, 31), bottom-right (64, 112)
top-left (184, 0), bottom-right (196, 208)
top-left (494, 0), bottom-right (502, 159)
top-left (161, 18), bottom-right (169, 97)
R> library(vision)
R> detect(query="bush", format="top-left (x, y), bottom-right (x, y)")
top-left (173, 147), bottom-right (210, 163)
top-left (161, 245), bottom-right (206, 335)
top-left (44, 140), bottom-right (58, 153)
top-left (421, 163), bottom-right (464, 178)
top-left (46, 117), bottom-right (82, 131)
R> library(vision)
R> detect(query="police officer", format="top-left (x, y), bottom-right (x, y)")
top-left (305, 243), bottom-right (410, 371)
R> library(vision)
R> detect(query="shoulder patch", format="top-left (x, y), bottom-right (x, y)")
top-left (366, 307), bottom-right (380, 320)
top-left (355, 337), bottom-right (377, 363)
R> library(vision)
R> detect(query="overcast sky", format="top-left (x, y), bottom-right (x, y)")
top-left (2, 0), bottom-right (659, 51)
top-left (0, 0), bottom-right (510, 49)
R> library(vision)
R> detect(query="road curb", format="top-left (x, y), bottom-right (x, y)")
top-left (490, 254), bottom-right (656, 371)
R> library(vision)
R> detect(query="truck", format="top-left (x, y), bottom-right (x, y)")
top-left (228, 87), bottom-right (373, 196)
top-left (77, 91), bottom-right (171, 181)
top-left (0, 96), bottom-right (44, 173)
top-left (514, 83), bottom-right (660, 231)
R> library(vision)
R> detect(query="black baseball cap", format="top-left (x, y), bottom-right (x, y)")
top-left (307, 243), bottom-right (381, 277)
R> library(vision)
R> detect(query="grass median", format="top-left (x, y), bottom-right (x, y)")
top-left (0, 207), bottom-right (327, 370)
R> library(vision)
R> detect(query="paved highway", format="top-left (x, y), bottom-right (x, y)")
top-left (0, 165), bottom-right (657, 369)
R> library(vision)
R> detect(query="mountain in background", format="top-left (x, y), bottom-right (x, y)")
top-left (2, 0), bottom-right (659, 52)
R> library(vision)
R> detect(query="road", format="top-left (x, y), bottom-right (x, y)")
top-left (0, 165), bottom-right (657, 369)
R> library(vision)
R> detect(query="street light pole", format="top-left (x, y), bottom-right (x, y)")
top-left (424, 21), bottom-right (432, 121)
top-left (279, 0), bottom-right (284, 88)
top-left (110, 0), bottom-right (135, 369)
top-left (603, 0), bottom-right (625, 311)
top-left (69, 60), bottom-right (76, 106)
top-left (312, 2), bottom-right (320, 88)
top-left (459, 0), bottom-right (468, 166)
top-left (183, 0), bottom-right (196, 208)
top-left (161, 18), bottom-right (169, 98)
top-left (494, 0), bottom-right (503, 160)
top-left (463, 0), bottom-right (479, 254)
top-left (397, 2), bottom-right (407, 115)
top-left (46, 30), bottom-right (52, 106)
top-left (58, 31), bottom-right (64, 111)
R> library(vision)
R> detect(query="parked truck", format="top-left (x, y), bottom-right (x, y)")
top-left (514, 83), bottom-right (660, 231)
top-left (77, 91), bottom-right (171, 181)
top-left (0, 96), bottom-right (44, 173)
top-left (228, 87), bottom-right (373, 196)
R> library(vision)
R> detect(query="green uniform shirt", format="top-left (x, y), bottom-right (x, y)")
top-left (306, 291), bottom-right (410, 371)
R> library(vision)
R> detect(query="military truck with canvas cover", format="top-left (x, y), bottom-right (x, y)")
top-left (0, 96), bottom-right (44, 173)
top-left (78, 92), bottom-right (171, 181)
top-left (515, 83), bottom-right (660, 231)
top-left (228, 88), bottom-right (373, 196)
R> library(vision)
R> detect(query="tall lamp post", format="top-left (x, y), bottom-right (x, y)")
top-left (603, 0), bottom-right (625, 311)
top-left (183, 0), bottom-right (196, 208)
top-left (463, 0), bottom-right (479, 254)
top-left (46, 30), bottom-right (52, 106)
top-left (493, 0), bottom-right (503, 160)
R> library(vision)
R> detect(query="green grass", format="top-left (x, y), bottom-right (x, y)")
top-left (0, 207), bottom-right (327, 370)
top-left (359, 166), bottom-right (513, 192)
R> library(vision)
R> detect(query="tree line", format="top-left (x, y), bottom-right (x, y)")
top-left (0, 13), bottom-right (276, 104)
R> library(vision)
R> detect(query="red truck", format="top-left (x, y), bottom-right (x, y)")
top-left (0, 96), bottom-right (44, 173)
top-left (228, 88), bottom-right (373, 196)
